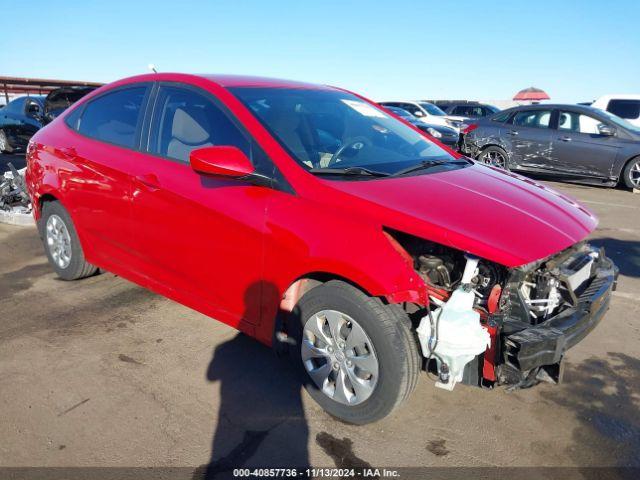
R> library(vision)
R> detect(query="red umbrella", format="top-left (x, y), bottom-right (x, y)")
top-left (513, 87), bottom-right (550, 102)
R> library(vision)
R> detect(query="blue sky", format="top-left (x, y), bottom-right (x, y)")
top-left (3, 0), bottom-right (639, 103)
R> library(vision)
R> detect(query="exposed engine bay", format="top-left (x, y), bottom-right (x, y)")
top-left (386, 229), bottom-right (618, 391)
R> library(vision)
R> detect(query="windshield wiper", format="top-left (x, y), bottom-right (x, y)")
top-left (309, 166), bottom-right (389, 177)
top-left (390, 159), bottom-right (467, 177)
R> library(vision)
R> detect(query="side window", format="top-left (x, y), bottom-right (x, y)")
top-left (558, 111), bottom-right (604, 134)
top-left (25, 99), bottom-right (42, 116)
top-left (491, 111), bottom-right (512, 123)
top-left (452, 106), bottom-right (466, 115)
top-left (78, 87), bottom-right (147, 148)
top-left (480, 107), bottom-right (493, 117)
top-left (607, 99), bottom-right (640, 120)
top-left (512, 110), bottom-right (552, 129)
top-left (149, 86), bottom-right (250, 163)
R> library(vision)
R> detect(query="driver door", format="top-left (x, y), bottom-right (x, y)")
top-left (552, 110), bottom-right (620, 177)
top-left (130, 84), bottom-right (273, 328)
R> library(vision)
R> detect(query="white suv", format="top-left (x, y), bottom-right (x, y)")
top-left (592, 95), bottom-right (640, 128)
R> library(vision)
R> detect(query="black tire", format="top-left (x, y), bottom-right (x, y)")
top-left (289, 280), bottom-right (421, 424)
top-left (478, 145), bottom-right (510, 170)
top-left (39, 201), bottom-right (97, 280)
top-left (620, 156), bottom-right (640, 190)
top-left (0, 129), bottom-right (14, 154)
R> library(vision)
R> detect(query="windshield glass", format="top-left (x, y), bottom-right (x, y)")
top-left (596, 109), bottom-right (640, 134)
top-left (418, 102), bottom-right (446, 116)
top-left (230, 87), bottom-right (461, 176)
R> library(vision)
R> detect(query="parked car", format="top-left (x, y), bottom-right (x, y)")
top-left (27, 74), bottom-right (617, 424)
top-left (43, 86), bottom-right (97, 123)
top-left (0, 87), bottom-right (96, 153)
top-left (429, 100), bottom-right (500, 120)
top-left (378, 100), bottom-right (464, 130)
top-left (592, 95), bottom-right (640, 128)
top-left (381, 105), bottom-right (460, 148)
top-left (0, 96), bottom-right (45, 153)
top-left (461, 104), bottom-right (640, 189)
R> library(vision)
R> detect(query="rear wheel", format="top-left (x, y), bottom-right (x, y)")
top-left (40, 201), bottom-right (97, 280)
top-left (0, 130), bottom-right (13, 153)
top-left (621, 157), bottom-right (640, 190)
top-left (478, 146), bottom-right (509, 170)
top-left (289, 280), bottom-right (420, 424)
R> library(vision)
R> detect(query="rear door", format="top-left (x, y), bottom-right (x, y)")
top-left (506, 108), bottom-right (555, 170)
top-left (552, 110), bottom-right (620, 177)
top-left (65, 84), bottom-right (151, 266)
top-left (129, 83), bottom-right (274, 328)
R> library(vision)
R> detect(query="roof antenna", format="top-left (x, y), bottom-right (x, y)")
top-left (148, 64), bottom-right (158, 74)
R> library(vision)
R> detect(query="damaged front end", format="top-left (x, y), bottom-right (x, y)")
top-left (387, 230), bottom-right (618, 391)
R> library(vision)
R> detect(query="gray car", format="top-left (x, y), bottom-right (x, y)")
top-left (461, 104), bottom-right (640, 189)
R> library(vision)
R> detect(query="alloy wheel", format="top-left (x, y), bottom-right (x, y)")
top-left (301, 309), bottom-right (379, 405)
top-left (481, 150), bottom-right (507, 169)
top-left (46, 214), bottom-right (72, 269)
top-left (630, 161), bottom-right (640, 188)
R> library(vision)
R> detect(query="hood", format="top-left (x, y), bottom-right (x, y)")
top-left (327, 163), bottom-right (597, 267)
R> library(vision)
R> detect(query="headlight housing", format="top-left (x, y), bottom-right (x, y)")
top-left (426, 127), bottom-right (442, 138)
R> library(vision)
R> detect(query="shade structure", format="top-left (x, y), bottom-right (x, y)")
top-left (513, 87), bottom-right (550, 101)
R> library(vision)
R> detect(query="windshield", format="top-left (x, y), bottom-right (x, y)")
top-left (418, 102), bottom-right (446, 116)
top-left (596, 109), bottom-right (640, 134)
top-left (230, 87), bottom-right (461, 177)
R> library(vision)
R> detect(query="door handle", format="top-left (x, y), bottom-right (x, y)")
top-left (134, 173), bottom-right (160, 191)
top-left (559, 136), bottom-right (572, 142)
top-left (508, 130), bottom-right (519, 136)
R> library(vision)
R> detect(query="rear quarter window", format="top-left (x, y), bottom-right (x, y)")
top-left (491, 111), bottom-right (512, 123)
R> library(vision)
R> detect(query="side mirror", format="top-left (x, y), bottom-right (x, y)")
top-left (598, 124), bottom-right (616, 136)
top-left (189, 146), bottom-right (255, 178)
top-left (413, 110), bottom-right (425, 117)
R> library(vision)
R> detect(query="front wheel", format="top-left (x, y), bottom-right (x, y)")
top-left (39, 201), bottom-right (98, 280)
top-left (290, 281), bottom-right (420, 424)
top-left (478, 146), bottom-right (509, 170)
top-left (621, 157), bottom-right (640, 190)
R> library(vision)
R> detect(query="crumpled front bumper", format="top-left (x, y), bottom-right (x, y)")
top-left (499, 255), bottom-right (618, 384)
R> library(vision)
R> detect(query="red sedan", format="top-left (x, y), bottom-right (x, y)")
top-left (25, 73), bottom-right (617, 424)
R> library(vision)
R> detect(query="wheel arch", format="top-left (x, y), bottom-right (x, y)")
top-left (616, 154), bottom-right (640, 186)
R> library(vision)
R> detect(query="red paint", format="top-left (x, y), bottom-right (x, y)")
top-left (190, 146), bottom-right (254, 177)
top-left (462, 123), bottom-right (478, 135)
top-left (25, 73), bottom-right (598, 347)
top-left (482, 324), bottom-right (499, 382)
top-left (487, 284), bottom-right (502, 314)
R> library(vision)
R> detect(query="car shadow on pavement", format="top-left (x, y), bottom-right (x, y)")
top-left (590, 238), bottom-right (640, 278)
top-left (194, 282), bottom-right (310, 480)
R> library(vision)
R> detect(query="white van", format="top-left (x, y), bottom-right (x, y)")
top-left (592, 95), bottom-right (640, 128)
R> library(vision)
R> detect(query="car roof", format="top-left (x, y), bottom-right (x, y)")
top-left (502, 104), bottom-right (605, 113)
top-left (109, 73), bottom-right (333, 90)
